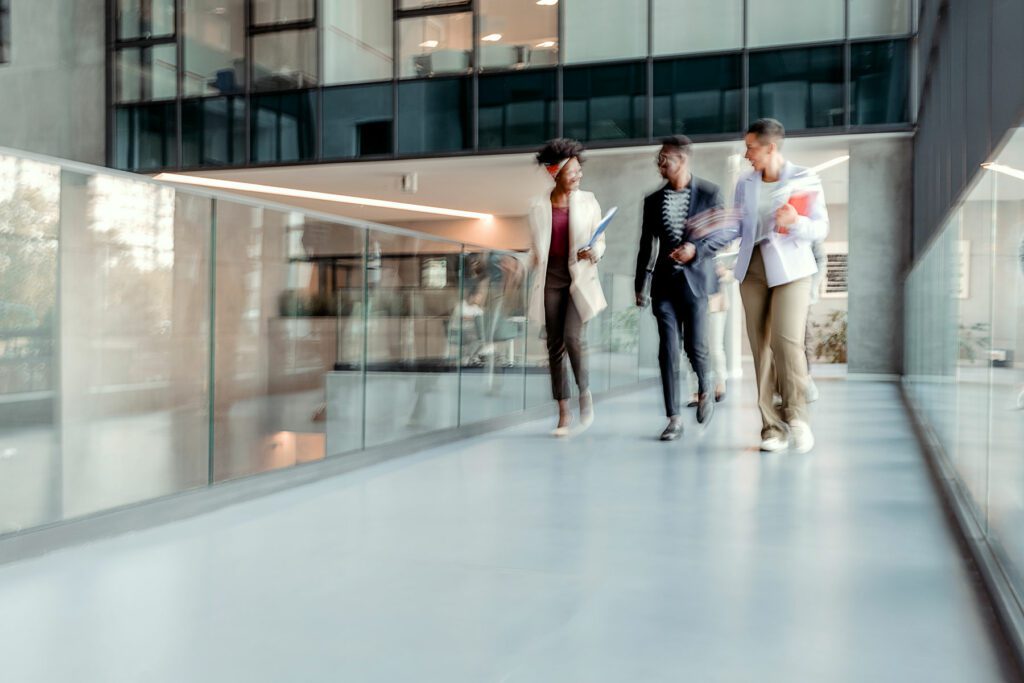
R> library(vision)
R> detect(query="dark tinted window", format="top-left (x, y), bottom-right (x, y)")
top-left (653, 54), bottom-right (742, 137)
top-left (323, 82), bottom-right (394, 159)
top-left (251, 91), bottom-right (318, 163)
top-left (115, 103), bottom-right (178, 171)
top-left (397, 78), bottom-right (472, 155)
top-left (182, 96), bottom-right (247, 167)
top-left (563, 62), bottom-right (647, 142)
top-left (749, 46), bottom-right (844, 130)
top-left (851, 40), bottom-right (910, 125)
top-left (478, 69), bottom-right (557, 150)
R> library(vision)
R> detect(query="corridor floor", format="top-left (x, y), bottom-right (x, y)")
top-left (0, 380), bottom-right (1015, 682)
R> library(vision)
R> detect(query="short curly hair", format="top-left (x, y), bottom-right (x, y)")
top-left (535, 138), bottom-right (585, 167)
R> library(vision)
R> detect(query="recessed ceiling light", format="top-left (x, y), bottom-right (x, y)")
top-left (212, 7), bottom-right (227, 14)
top-left (535, 41), bottom-right (556, 48)
top-left (419, 40), bottom-right (439, 48)
top-left (153, 174), bottom-right (495, 221)
top-left (482, 33), bottom-right (502, 42)
top-left (537, 0), bottom-right (558, 5)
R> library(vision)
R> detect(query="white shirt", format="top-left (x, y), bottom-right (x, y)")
top-left (755, 179), bottom-right (780, 244)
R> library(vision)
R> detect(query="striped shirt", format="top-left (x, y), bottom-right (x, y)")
top-left (662, 187), bottom-right (691, 248)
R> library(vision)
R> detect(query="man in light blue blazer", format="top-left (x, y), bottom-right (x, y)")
top-left (734, 119), bottom-right (829, 454)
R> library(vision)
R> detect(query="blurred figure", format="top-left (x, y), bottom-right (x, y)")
top-left (683, 260), bottom-right (733, 407)
top-left (734, 119), bottom-right (829, 454)
top-left (448, 285), bottom-right (487, 366)
top-left (635, 136), bottom-right (738, 441)
top-left (528, 139), bottom-right (607, 436)
top-left (804, 240), bottom-right (827, 403)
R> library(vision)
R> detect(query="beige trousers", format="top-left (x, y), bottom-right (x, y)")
top-left (739, 247), bottom-right (812, 439)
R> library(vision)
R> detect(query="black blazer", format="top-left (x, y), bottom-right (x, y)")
top-left (634, 176), bottom-right (735, 299)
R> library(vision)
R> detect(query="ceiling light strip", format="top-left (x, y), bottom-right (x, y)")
top-left (153, 173), bottom-right (494, 220)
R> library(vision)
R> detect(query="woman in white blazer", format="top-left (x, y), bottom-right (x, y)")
top-left (528, 139), bottom-right (607, 436)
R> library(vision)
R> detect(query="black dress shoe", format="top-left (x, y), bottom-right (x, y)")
top-left (696, 393), bottom-right (714, 425)
top-left (660, 417), bottom-right (683, 441)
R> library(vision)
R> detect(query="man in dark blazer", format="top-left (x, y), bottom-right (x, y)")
top-left (635, 136), bottom-right (739, 441)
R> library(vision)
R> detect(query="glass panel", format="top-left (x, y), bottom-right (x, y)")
top-left (652, 0), bottom-right (742, 56)
top-left (115, 103), bottom-right (177, 171)
top-left (563, 0), bottom-right (647, 64)
top-left (0, 156), bottom-right (60, 533)
top-left (117, 45), bottom-right (178, 103)
top-left (251, 91), bottom-right (318, 163)
top-left (213, 205), bottom-right (364, 481)
top-left (478, 0), bottom-right (558, 71)
top-left (956, 176), bottom-right (994, 521)
top-left (851, 40), bottom-right (910, 125)
top-left (478, 69), bottom-right (557, 150)
top-left (747, 0), bottom-right (844, 48)
top-left (458, 249), bottom-right (529, 425)
top-left (607, 274), bottom-right (641, 389)
top-left (118, 0), bottom-right (175, 40)
top-left (748, 46), bottom-right (844, 131)
top-left (251, 28), bottom-right (318, 91)
top-left (849, 0), bottom-right (911, 38)
top-left (323, 83), bottom-right (394, 159)
top-left (563, 62), bottom-right (646, 142)
top-left (653, 54), bottom-right (742, 136)
top-left (182, 96), bottom-right (246, 167)
top-left (396, 77), bottom-right (471, 154)
top-left (323, 0), bottom-right (393, 85)
top-left (58, 173), bottom-right (211, 517)
top-left (364, 231), bottom-right (459, 447)
top-left (252, 0), bottom-right (315, 25)
top-left (183, 0), bottom-right (246, 96)
top-left (397, 13), bottom-right (472, 79)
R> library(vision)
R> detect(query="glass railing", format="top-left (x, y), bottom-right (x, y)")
top-left (0, 147), bottom-right (648, 536)
top-left (903, 126), bottom-right (1024, 609)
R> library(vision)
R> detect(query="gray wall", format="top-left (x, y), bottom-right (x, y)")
top-left (914, 0), bottom-right (1024, 256)
top-left (0, 0), bottom-right (106, 164)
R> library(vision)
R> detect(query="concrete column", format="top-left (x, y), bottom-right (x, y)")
top-left (847, 137), bottom-right (913, 375)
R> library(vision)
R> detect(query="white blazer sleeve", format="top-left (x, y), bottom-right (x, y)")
top-left (788, 180), bottom-right (830, 243)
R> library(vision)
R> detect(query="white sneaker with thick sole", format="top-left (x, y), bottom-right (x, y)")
top-left (760, 436), bottom-right (788, 452)
top-left (789, 420), bottom-right (815, 453)
top-left (806, 378), bottom-right (820, 403)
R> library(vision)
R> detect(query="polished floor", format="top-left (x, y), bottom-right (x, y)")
top-left (0, 379), bottom-right (1016, 682)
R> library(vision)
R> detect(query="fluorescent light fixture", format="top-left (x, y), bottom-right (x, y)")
top-left (153, 174), bottom-right (494, 221)
top-left (535, 41), bottom-right (556, 48)
top-left (482, 33), bottom-right (502, 42)
top-left (982, 162), bottom-right (1024, 182)
top-left (808, 155), bottom-right (850, 174)
top-left (537, 0), bottom-right (558, 5)
top-left (419, 40), bottom-right (439, 48)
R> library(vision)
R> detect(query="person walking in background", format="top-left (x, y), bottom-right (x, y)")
top-left (528, 139), bottom-right (607, 436)
top-left (734, 119), bottom-right (830, 453)
top-left (635, 136), bottom-right (739, 441)
top-left (804, 240), bottom-right (827, 403)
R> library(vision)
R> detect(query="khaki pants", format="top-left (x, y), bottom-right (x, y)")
top-left (740, 247), bottom-right (812, 439)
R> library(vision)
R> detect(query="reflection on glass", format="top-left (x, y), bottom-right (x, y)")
top-left (747, 0), bottom-right (843, 48)
top-left (213, 206), bottom-right (365, 481)
top-left (849, 0), bottom-right (911, 38)
top-left (251, 29), bottom-right (318, 91)
top-left (851, 40), bottom-right (909, 125)
top-left (323, 83), bottom-right (394, 159)
top-left (183, 0), bottom-right (246, 96)
top-left (323, 0), bottom-right (393, 85)
top-left (364, 231), bottom-right (460, 446)
top-left (652, 0), bottom-right (742, 56)
top-left (653, 55), bottom-right (742, 136)
top-left (478, 70), bottom-right (557, 149)
top-left (251, 91), bottom-right (318, 163)
top-left (478, 0), bottom-right (557, 70)
top-left (118, 0), bottom-right (175, 40)
top-left (563, 0), bottom-right (646, 64)
top-left (117, 45), bottom-right (178, 103)
top-left (563, 63), bottom-right (646, 142)
top-left (182, 96), bottom-right (247, 167)
top-left (252, 0), bottom-right (315, 25)
top-left (115, 103), bottom-right (177, 171)
top-left (748, 46), bottom-right (844, 131)
top-left (397, 78), bottom-right (472, 154)
top-left (398, 13), bottom-right (473, 79)
top-left (0, 157), bottom-right (60, 533)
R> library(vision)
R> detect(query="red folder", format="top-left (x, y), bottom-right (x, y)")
top-left (787, 191), bottom-right (817, 216)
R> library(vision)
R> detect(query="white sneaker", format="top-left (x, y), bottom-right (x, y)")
top-left (806, 378), bottom-right (819, 403)
top-left (789, 420), bottom-right (815, 453)
top-left (760, 436), bottom-right (788, 452)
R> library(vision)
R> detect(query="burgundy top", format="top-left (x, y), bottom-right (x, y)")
top-left (549, 206), bottom-right (570, 262)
